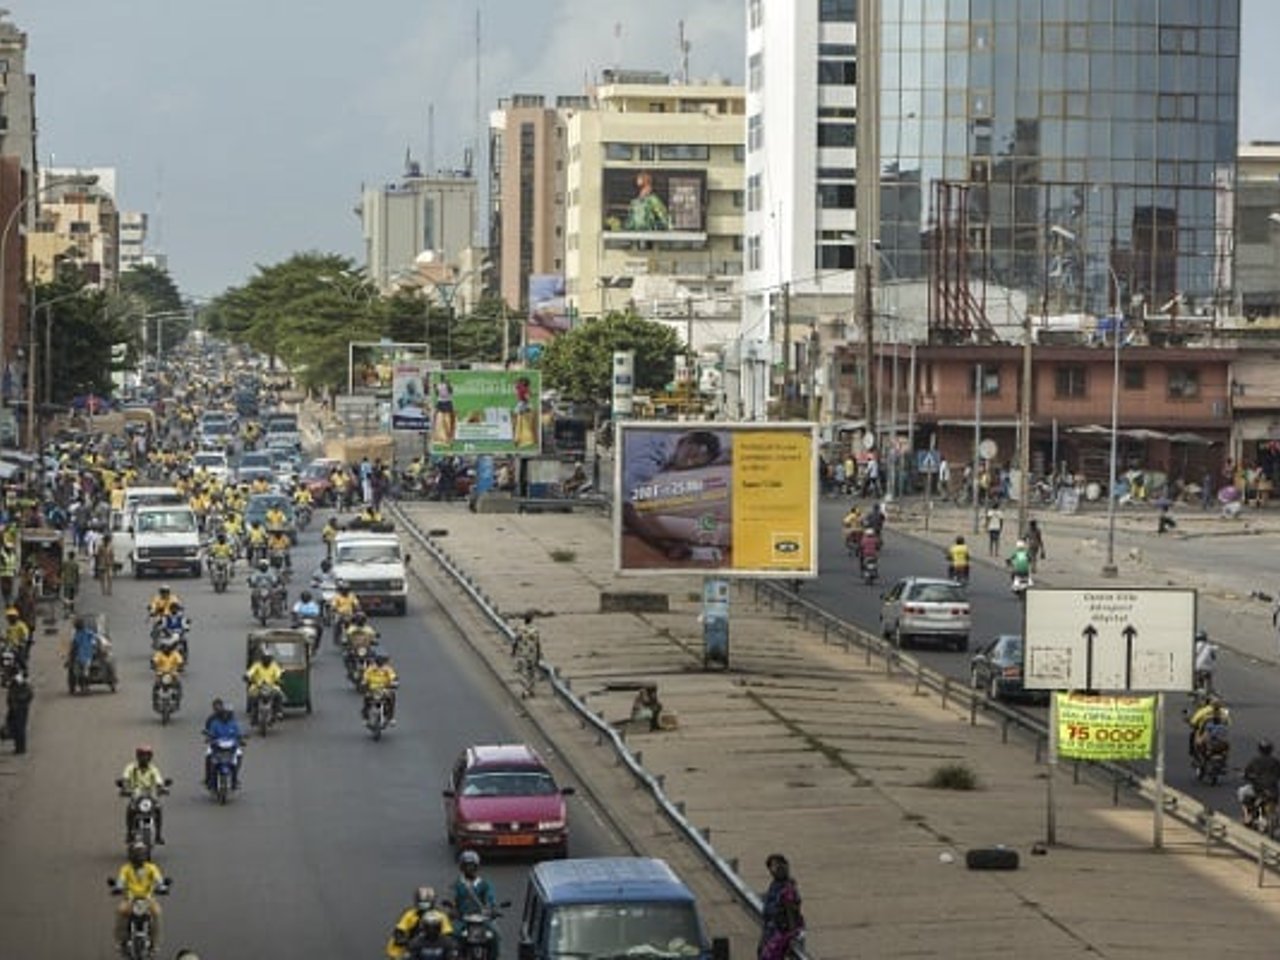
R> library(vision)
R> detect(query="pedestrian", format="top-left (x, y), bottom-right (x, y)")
top-left (937, 455), bottom-right (951, 496)
top-left (1156, 498), bottom-right (1176, 535)
top-left (985, 504), bottom-right (1004, 556)
top-left (864, 455), bottom-right (881, 499)
top-left (61, 548), bottom-right (80, 613)
top-left (96, 534), bottom-right (115, 596)
top-left (4, 670), bottom-right (32, 754)
top-left (1025, 519), bottom-right (1046, 573)
top-left (1200, 470), bottom-right (1214, 511)
top-left (758, 853), bottom-right (804, 960)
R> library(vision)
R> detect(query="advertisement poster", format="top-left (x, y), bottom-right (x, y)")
top-left (349, 342), bottom-right (429, 398)
top-left (602, 169), bottom-right (706, 234)
top-left (426, 369), bottom-right (542, 456)
top-left (1055, 693), bottom-right (1156, 761)
top-left (615, 423), bottom-right (816, 577)
top-left (390, 360), bottom-right (433, 432)
top-left (527, 274), bottom-right (569, 345)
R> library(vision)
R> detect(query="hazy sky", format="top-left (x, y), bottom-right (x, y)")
top-left (13, 1), bottom-right (1280, 299)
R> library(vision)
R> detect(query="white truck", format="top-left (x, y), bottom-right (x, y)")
top-left (331, 530), bottom-right (409, 615)
top-left (131, 504), bottom-right (203, 579)
top-left (264, 412), bottom-right (302, 452)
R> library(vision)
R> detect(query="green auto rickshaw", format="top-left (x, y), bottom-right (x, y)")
top-left (245, 628), bottom-right (312, 715)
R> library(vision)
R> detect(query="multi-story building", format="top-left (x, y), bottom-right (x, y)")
top-left (564, 70), bottom-right (745, 355)
top-left (1234, 142), bottom-right (1280, 319)
top-left (488, 93), bottom-right (589, 315)
top-left (119, 211), bottom-right (148, 273)
top-left (358, 157), bottom-right (478, 293)
top-left (0, 12), bottom-right (37, 379)
top-left (734, 0), bottom-right (858, 420)
top-left (30, 167), bottom-right (120, 289)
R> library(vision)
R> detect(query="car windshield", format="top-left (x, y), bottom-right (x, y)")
top-left (335, 544), bottom-right (400, 564)
top-left (194, 455), bottom-right (224, 467)
top-left (996, 637), bottom-right (1023, 658)
top-left (267, 416), bottom-right (298, 432)
top-left (136, 511), bottom-right (197, 534)
top-left (460, 769), bottom-right (557, 797)
top-left (301, 464), bottom-right (330, 479)
top-left (547, 903), bottom-right (702, 958)
top-left (241, 454), bottom-right (271, 468)
top-left (908, 583), bottom-right (966, 603)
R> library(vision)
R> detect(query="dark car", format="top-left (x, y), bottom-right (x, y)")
top-left (443, 744), bottom-right (574, 858)
top-left (244, 493), bottom-right (297, 543)
top-left (970, 634), bottom-right (1047, 703)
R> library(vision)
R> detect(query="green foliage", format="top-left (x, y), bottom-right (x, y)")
top-left (119, 264), bottom-right (187, 354)
top-left (924, 764), bottom-right (979, 791)
top-left (538, 312), bottom-right (682, 405)
top-left (34, 278), bottom-right (137, 403)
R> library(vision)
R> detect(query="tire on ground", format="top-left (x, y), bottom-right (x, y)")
top-left (965, 847), bottom-right (1019, 870)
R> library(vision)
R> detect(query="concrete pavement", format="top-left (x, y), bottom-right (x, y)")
top-left (395, 500), bottom-right (1280, 960)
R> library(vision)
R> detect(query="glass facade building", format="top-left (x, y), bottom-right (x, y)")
top-left (876, 0), bottom-right (1241, 335)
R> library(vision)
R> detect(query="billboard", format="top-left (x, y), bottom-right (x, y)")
top-left (615, 422), bottom-right (817, 577)
top-left (349, 342), bottom-right (429, 398)
top-left (602, 169), bottom-right (706, 235)
top-left (527, 274), bottom-right (569, 345)
top-left (1055, 693), bottom-right (1157, 761)
top-left (390, 359), bottom-right (435, 432)
top-left (426, 369), bottom-right (542, 456)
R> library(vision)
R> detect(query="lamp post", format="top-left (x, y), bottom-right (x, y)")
top-left (1101, 264), bottom-right (1124, 578)
top-left (0, 173), bottom-right (99, 396)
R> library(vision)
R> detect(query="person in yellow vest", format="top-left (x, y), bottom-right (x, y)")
top-left (361, 652), bottom-right (398, 725)
top-left (244, 649), bottom-right (285, 720)
top-left (109, 481), bottom-right (127, 512)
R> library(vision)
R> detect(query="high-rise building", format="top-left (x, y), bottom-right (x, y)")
top-left (358, 158), bottom-right (479, 293)
top-left (0, 12), bottom-right (38, 375)
top-left (739, 0), bottom-right (1242, 421)
top-left (564, 70), bottom-right (745, 353)
top-left (488, 94), bottom-right (589, 314)
top-left (119, 211), bottom-right (148, 273)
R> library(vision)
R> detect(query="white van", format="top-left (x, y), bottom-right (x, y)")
top-left (331, 531), bottom-right (409, 615)
top-left (110, 487), bottom-right (188, 575)
top-left (132, 504), bottom-right (202, 578)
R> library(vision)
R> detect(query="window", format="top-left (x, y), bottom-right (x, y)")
top-left (638, 144), bottom-right (654, 161)
top-left (818, 43), bottom-right (856, 56)
top-left (732, 191), bottom-right (744, 208)
top-left (817, 245), bottom-right (854, 269)
top-left (819, 0), bottom-right (856, 22)
top-left (733, 144), bottom-right (746, 162)
top-left (968, 367), bottom-right (1000, 396)
top-left (749, 52), bottom-right (764, 92)
top-left (1123, 364), bottom-right (1145, 390)
top-left (818, 58), bottom-right (857, 86)
top-left (1055, 366), bottom-right (1087, 398)
top-left (816, 183), bottom-right (855, 208)
top-left (1168, 367), bottom-right (1200, 399)
top-left (657, 144), bottom-right (709, 161)
top-left (817, 167), bottom-right (856, 180)
top-left (604, 143), bottom-right (632, 161)
top-left (817, 123), bottom-right (856, 148)
top-left (747, 173), bottom-right (762, 211)
top-left (746, 234), bottom-right (762, 271)
top-left (748, 115), bottom-right (764, 151)
top-left (749, 0), bottom-right (763, 29)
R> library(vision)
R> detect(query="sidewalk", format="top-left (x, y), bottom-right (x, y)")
top-left (395, 502), bottom-right (1280, 960)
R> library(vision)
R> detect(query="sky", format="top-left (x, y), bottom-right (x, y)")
top-left (12, 1), bottom-right (1280, 300)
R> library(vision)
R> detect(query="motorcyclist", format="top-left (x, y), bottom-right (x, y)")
top-left (362, 652), bottom-right (399, 725)
top-left (322, 517), bottom-right (340, 558)
top-left (452, 850), bottom-right (499, 950)
top-left (161, 601), bottom-right (189, 638)
top-left (856, 526), bottom-right (879, 571)
top-left (293, 486), bottom-right (313, 508)
top-left (386, 886), bottom-right (455, 959)
top-left (266, 527), bottom-right (292, 569)
top-left (1240, 739), bottom-right (1280, 827)
top-left (245, 521), bottom-right (267, 562)
top-left (292, 590), bottom-right (322, 622)
top-left (1193, 629), bottom-right (1218, 695)
top-left (208, 531), bottom-right (236, 572)
top-left (202, 699), bottom-right (245, 791)
top-left (244, 649), bottom-right (285, 721)
top-left (151, 635), bottom-right (185, 706)
top-left (1007, 539), bottom-right (1033, 579)
top-left (68, 615), bottom-right (100, 681)
top-left (113, 842), bottom-right (167, 951)
top-left (146, 585), bottom-right (180, 620)
top-left (118, 745), bottom-right (168, 845)
top-left (332, 582), bottom-right (360, 621)
top-left (345, 610), bottom-right (378, 652)
top-left (3, 606), bottom-right (30, 666)
top-left (247, 558), bottom-right (284, 616)
top-left (946, 535), bottom-right (970, 581)
top-left (264, 503), bottom-right (288, 530)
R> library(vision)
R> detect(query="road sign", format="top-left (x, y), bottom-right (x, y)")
top-left (1022, 588), bottom-right (1195, 692)
top-left (978, 438), bottom-right (998, 460)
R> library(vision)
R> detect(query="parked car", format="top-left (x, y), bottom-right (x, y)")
top-left (879, 576), bottom-right (971, 651)
top-left (970, 634), bottom-right (1047, 703)
top-left (443, 744), bottom-right (574, 858)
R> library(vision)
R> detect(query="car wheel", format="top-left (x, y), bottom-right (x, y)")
top-left (988, 675), bottom-right (1001, 701)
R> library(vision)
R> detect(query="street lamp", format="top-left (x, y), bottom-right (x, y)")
top-left (0, 173), bottom-right (99, 389)
top-left (1101, 263), bottom-right (1124, 578)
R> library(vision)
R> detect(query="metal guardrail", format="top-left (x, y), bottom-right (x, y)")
top-left (387, 502), bottom-right (794, 945)
top-left (754, 579), bottom-right (1280, 882)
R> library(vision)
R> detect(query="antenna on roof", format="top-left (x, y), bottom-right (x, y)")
top-left (678, 20), bottom-right (690, 84)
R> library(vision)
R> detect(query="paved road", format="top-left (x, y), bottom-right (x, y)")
top-left (0, 509), bottom-right (626, 957)
top-left (812, 497), bottom-right (1279, 811)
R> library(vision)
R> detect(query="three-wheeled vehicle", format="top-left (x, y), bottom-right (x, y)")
top-left (20, 527), bottom-right (69, 616)
top-left (245, 628), bottom-right (313, 718)
top-left (64, 612), bottom-right (117, 694)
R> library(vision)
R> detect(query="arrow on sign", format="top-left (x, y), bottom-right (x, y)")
top-left (1083, 624), bottom-right (1098, 692)
top-left (1122, 624), bottom-right (1138, 689)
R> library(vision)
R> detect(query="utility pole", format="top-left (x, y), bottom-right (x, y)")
top-left (972, 362), bottom-right (983, 535)
top-left (862, 261), bottom-right (876, 442)
top-left (686, 296), bottom-right (694, 355)
top-left (781, 282), bottom-right (791, 413)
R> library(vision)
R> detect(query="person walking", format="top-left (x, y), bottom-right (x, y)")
top-left (937, 455), bottom-right (951, 497)
top-left (985, 504), bottom-right (1004, 557)
top-left (4, 670), bottom-right (32, 754)
top-left (96, 534), bottom-right (115, 597)
top-left (758, 853), bottom-right (804, 960)
top-left (1025, 519), bottom-right (1046, 573)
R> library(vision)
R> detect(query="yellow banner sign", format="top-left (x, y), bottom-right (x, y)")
top-left (1056, 693), bottom-right (1156, 761)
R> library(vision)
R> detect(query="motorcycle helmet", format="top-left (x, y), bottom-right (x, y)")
top-left (1195, 629), bottom-right (1208, 643)
top-left (159, 585), bottom-right (171, 595)
top-left (414, 886), bottom-right (437, 911)
top-left (258, 559), bottom-right (270, 572)
top-left (1261, 740), bottom-right (1275, 756)
top-left (135, 744), bottom-right (154, 762)
top-left (128, 842), bottom-right (147, 865)
top-left (955, 535), bottom-right (965, 545)
top-left (459, 849), bottom-right (481, 869)
top-left (4, 607), bottom-right (17, 619)
top-left (300, 591), bottom-right (312, 603)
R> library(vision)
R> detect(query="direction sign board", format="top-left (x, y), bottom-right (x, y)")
top-left (1023, 588), bottom-right (1195, 692)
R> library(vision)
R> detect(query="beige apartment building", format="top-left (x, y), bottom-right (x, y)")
top-left (30, 168), bottom-right (120, 289)
top-left (564, 70), bottom-right (745, 349)
top-left (488, 93), bottom-right (590, 313)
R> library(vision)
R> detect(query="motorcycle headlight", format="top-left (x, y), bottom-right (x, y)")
top-left (137, 797), bottom-right (154, 813)
top-left (131, 899), bottom-right (150, 917)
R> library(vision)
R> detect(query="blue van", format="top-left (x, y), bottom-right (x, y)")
top-left (517, 857), bottom-right (729, 960)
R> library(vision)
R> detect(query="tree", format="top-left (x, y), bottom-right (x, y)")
top-left (538, 312), bottom-right (682, 405)
top-left (34, 277), bottom-right (136, 403)
top-left (119, 264), bottom-right (188, 355)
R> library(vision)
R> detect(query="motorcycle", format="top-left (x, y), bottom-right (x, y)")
top-left (948, 563), bottom-right (970, 586)
top-left (0, 646), bottom-right (17, 687)
top-left (450, 905), bottom-right (506, 960)
top-left (210, 556), bottom-right (232, 594)
top-left (249, 686), bottom-right (280, 737)
top-left (1245, 785), bottom-right (1279, 837)
top-left (365, 685), bottom-right (396, 741)
top-left (151, 620), bottom-right (190, 661)
top-left (107, 876), bottom-right (171, 960)
top-left (152, 672), bottom-right (182, 724)
top-left (345, 638), bottom-right (379, 689)
top-left (1010, 573), bottom-right (1033, 600)
top-left (859, 554), bottom-right (879, 585)
top-left (206, 737), bottom-right (242, 805)
top-left (295, 615), bottom-right (322, 656)
top-left (1192, 735), bottom-right (1229, 786)
top-left (250, 583), bottom-right (285, 626)
top-left (117, 778), bottom-right (171, 856)
top-left (332, 611), bottom-right (354, 648)
top-left (296, 503), bottom-right (313, 530)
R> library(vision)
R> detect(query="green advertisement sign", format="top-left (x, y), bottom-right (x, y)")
top-left (426, 369), bottom-right (542, 456)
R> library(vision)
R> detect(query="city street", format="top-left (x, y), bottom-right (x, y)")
top-left (0, 512), bottom-right (625, 956)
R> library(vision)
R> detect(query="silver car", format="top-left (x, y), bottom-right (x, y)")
top-left (879, 577), bottom-right (972, 652)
